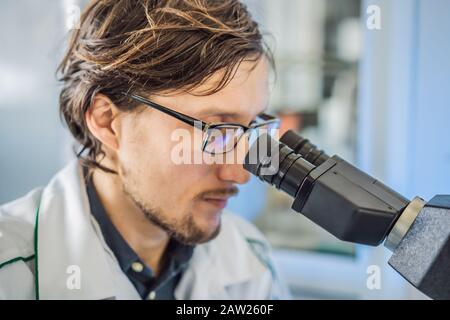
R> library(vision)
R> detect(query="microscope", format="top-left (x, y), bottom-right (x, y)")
top-left (244, 130), bottom-right (450, 300)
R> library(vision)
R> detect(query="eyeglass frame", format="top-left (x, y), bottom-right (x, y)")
top-left (122, 92), bottom-right (280, 155)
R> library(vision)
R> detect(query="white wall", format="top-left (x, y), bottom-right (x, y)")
top-left (358, 0), bottom-right (450, 298)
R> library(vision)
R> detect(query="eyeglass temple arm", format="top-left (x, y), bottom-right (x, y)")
top-left (122, 93), bottom-right (208, 130)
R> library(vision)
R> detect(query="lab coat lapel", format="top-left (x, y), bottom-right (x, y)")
top-left (37, 160), bottom-right (117, 300)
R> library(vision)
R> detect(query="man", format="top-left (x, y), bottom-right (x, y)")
top-left (0, 0), bottom-right (289, 300)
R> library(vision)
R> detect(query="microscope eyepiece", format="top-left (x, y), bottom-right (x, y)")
top-left (243, 133), bottom-right (316, 197)
top-left (279, 130), bottom-right (329, 166)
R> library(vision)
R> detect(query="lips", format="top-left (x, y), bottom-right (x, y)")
top-left (202, 198), bottom-right (229, 209)
top-left (202, 194), bottom-right (233, 209)
top-left (203, 194), bottom-right (232, 201)
top-left (199, 187), bottom-right (238, 209)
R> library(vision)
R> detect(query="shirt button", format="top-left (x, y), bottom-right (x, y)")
top-left (147, 291), bottom-right (156, 300)
top-left (131, 262), bottom-right (144, 273)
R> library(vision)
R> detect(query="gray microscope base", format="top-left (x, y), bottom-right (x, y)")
top-left (388, 195), bottom-right (450, 300)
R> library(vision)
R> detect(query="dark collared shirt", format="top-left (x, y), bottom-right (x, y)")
top-left (84, 169), bottom-right (194, 300)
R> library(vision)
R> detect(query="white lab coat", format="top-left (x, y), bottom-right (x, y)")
top-left (0, 160), bottom-right (290, 300)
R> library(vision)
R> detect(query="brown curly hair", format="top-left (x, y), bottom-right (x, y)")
top-left (58, 0), bottom-right (273, 173)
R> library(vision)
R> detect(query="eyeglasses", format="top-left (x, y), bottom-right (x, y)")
top-left (123, 92), bottom-right (280, 155)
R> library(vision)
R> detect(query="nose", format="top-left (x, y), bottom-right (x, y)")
top-left (217, 162), bottom-right (251, 185)
top-left (216, 135), bottom-right (251, 185)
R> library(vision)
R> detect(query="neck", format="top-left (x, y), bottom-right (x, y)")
top-left (90, 166), bottom-right (169, 276)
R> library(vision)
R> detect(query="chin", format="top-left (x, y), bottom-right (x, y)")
top-left (197, 209), bottom-right (221, 228)
top-left (196, 217), bottom-right (222, 243)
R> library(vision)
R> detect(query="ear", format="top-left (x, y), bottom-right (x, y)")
top-left (85, 94), bottom-right (121, 152)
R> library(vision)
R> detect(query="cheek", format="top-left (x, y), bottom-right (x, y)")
top-left (118, 117), bottom-right (212, 206)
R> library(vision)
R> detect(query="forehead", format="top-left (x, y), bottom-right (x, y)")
top-left (154, 58), bottom-right (270, 119)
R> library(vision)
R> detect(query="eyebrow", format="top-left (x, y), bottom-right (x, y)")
top-left (196, 105), bottom-right (269, 119)
top-left (197, 110), bottom-right (242, 118)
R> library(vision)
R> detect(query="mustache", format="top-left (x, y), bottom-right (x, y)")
top-left (199, 186), bottom-right (239, 199)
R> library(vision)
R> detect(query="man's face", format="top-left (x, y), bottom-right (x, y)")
top-left (115, 58), bottom-right (270, 245)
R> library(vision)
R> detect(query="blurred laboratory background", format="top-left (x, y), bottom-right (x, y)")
top-left (1, 0), bottom-right (450, 299)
